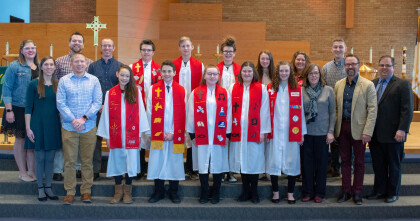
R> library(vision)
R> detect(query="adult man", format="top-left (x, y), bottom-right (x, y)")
top-left (172, 36), bottom-right (204, 180)
top-left (334, 54), bottom-right (377, 205)
top-left (88, 39), bottom-right (122, 180)
top-left (323, 38), bottom-right (347, 177)
top-left (130, 39), bottom-right (161, 179)
top-left (53, 32), bottom-right (93, 181)
top-left (367, 55), bottom-right (413, 203)
top-left (57, 53), bottom-right (102, 205)
top-left (146, 60), bottom-right (186, 204)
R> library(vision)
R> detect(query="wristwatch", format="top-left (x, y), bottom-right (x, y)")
top-left (83, 115), bottom-right (88, 121)
top-left (6, 109), bottom-right (12, 113)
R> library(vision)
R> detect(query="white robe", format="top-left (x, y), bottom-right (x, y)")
top-left (186, 86), bottom-right (232, 174)
top-left (97, 89), bottom-right (150, 177)
top-left (228, 84), bottom-right (271, 174)
top-left (146, 83), bottom-right (187, 180)
top-left (220, 66), bottom-right (236, 89)
top-left (266, 85), bottom-right (307, 176)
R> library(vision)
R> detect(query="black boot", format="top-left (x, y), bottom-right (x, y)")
top-left (211, 173), bottom-right (223, 204)
top-left (148, 179), bottom-right (165, 203)
top-left (199, 174), bottom-right (209, 204)
top-left (250, 174), bottom-right (260, 203)
top-left (237, 174), bottom-right (250, 202)
top-left (169, 181), bottom-right (181, 204)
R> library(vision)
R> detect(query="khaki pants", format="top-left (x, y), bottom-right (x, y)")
top-left (62, 127), bottom-right (97, 195)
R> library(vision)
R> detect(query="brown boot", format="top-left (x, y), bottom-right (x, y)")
top-left (110, 184), bottom-right (123, 204)
top-left (123, 184), bottom-right (133, 204)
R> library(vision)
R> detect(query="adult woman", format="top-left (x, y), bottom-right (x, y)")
top-left (301, 64), bottom-right (335, 203)
top-left (256, 50), bottom-right (274, 86)
top-left (187, 65), bottom-right (232, 204)
top-left (228, 62), bottom-right (270, 203)
top-left (25, 56), bottom-right (61, 201)
top-left (266, 61), bottom-right (306, 204)
top-left (2, 40), bottom-right (39, 182)
top-left (97, 65), bottom-right (150, 204)
top-left (291, 51), bottom-right (311, 86)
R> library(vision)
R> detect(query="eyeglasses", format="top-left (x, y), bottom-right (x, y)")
top-left (23, 46), bottom-right (36, 50)
top-left (206, 72), bottom-right (219, 76)
top-left (344, 63), bottom-right (359, 67)
top-left (223, 51), bottom-right (234, 54)
top-left (379, 64), bottom-right (393, 68)
top-left (141, 49), bottom-right (153, 52)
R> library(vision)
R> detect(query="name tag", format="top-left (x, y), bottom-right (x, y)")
top-left (291, 92), bottom-right (300, 97)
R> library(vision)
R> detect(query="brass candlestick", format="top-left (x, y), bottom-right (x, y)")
top-left (194, 53), bottom-right (202, 61)
top-left (214, 53), bottom-right (222, 64)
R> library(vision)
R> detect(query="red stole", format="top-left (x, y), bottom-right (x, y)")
top-left (266, 83), bottom-right (302, 142)
top-left (231, 82), bottom-right (262, 143)
top-left (108, 86), bottom-right (140, 149)
top-left (150, 80), bottom-right (186, 153)
top-left (193, 84), bottom-right (228, 146)
top-left (132, 59), bottom-right (161, 103)
top-left (216, 61), bottom-right (241, 83)
top-left (173, 56), bottom-right (203, 91)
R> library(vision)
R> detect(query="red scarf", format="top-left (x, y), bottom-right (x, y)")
top-left (216, 61), bottom-right (241, 83)
top-left (150, 80), bottom-right (186, 153)
top-left (132, 59), bottom-right (161, 103)
top-left (173, 56), bottom-right (202, 91)
top-left (193, 84), bottom-right (228, 146)
top-left (231, 82), bottom-right (262, 143)
top-left (108, 85), bottom-right (140, 149)
top-left (266, 83), bottom-right (302, 142)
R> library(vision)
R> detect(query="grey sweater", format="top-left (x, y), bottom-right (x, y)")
top-left (302, 85), bottom-right (336, 136)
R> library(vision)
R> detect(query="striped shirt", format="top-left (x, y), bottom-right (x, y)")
top-left (56, 52), bottom-right (93, 80)
top-left (56, 72), bottom-right (102, 133)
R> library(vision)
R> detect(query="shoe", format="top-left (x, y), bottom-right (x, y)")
top-left (353, 194), bottom-right (363, 205)
top-left (187, 171), bottom-right (199, 180)
top-left (337, 192), bottom-right (351, 203)
top-left (366, 193), bottom-right (386, 200)
top-left (211, 194), bottom-right (220, 204)
top-left (271, 198), bottom-right (280, 203)
top-left (76, 170), bottom-right (82, 178)
top-left (148, 192), bottom-right (164, 203)
top-left (81, 193), bottom-right (92, 203)
top-left (385, 195), bottom-right (399, 203)
top-left (228, 173), bottom-right (237, 183)
top-left (170, 193), bottom-right (181, 204)
top-left (199, 190), bottom-right (209, 204)
top-left (63, 195), bottom-right (74, 205)
top-left (237, 193), bottom-right (250, 202)
top-left (314, 196), bottom-right (323, 203)
top-left (251, 196), bottom-right (260, 204)
top-left (53, 173), bottom-right (63, 181)
top-left (288, 199), bottom-right (296, 204)
top-left (330, 170), bottom-right (341, 177)
top-left (110, 184), bottom-right (123, 204)
top-left (19, 174), bottom-right (35, 182)
top-left (301, 196), bottom-right (311, 202)
top-left (296, 175), bottom-right (302, 182)
top-left (44, 187), bottom-right (59, 200)
top-left (38, 196), bottom-right (47, 201)
top-left (93, 173), bottom-right (100, 180)
top-left (134, 172), bottom-right (145, 180)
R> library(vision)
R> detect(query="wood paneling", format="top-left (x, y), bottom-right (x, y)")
top-left (169, 3), bottom-right (222, 21)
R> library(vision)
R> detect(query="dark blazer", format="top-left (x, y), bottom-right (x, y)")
top-left (372, 75), bottom-right (414, 143)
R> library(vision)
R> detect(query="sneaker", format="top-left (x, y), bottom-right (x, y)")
top-left (188, 171), bottom-right (199, 180)
top-left (228, 173), bottom-right (237, 183)
top-left (19, 174), bottom-right (35, 182)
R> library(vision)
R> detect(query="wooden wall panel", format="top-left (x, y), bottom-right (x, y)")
top-left (159, 21), bottom-right (220, 40)
top-left (97, 0), bottom-right (119, 16)
top-left (118, 0), bottom-right (178, 20)
top-left (169, 3), bottom-right (222, 21)
top-left (220, 22), bottom-right (266, 41)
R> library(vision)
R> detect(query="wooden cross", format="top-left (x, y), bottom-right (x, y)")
top-left (86, 16), bottom-right (107, 60)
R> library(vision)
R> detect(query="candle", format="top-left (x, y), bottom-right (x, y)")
top-left (217, 44), bottom-right (219, 54)
top-left (197, 44), bottom-right (200, 54)
top-left (369, 46), bottom-right (372, 63)
top-left (50, 43), bottom-right (53, 57)
top-left (391, 46), bottom-right (394, 58)
top-left (6, 41), bottom-right (9, 55)
top-left (350, 47), bottom-right (353, 54)
top-left (402, 46), bottom-right (407, 75)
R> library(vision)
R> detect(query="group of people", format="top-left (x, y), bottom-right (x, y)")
top-left (1, 33), bottom-right (414, 206)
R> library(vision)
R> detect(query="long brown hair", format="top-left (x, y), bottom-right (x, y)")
top-left (38, 56), bottom-right (58, 98)
top-left (18, 40), bottom-right (39, 66)
top-left (272, 61), bottom-right (297, 92)
top-left (291, 51), bottom-right (311, 77)
top-left (200, 64), bottom-right (220, 85)
top-left (256, 50), bottom-right (274, 81)
top-left (118, 64), bottom-right (138, 104)
top-left (302, 63), bottom-right (326, 88)
top-left (237, 61), bottom-right (259, 84)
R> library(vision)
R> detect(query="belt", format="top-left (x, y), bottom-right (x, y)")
top-left (342, 117), bottom-right (351, 121)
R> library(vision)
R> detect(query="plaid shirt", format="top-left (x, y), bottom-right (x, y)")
top-left (56, 72), bottom-right (102, 133)
top-left (56, 52), bottom-right (93, 80)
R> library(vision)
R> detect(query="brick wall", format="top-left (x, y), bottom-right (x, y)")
top-left (181, 0), bottom-right (420, 78)
top-left (31, 0), bottom-right (96, 23)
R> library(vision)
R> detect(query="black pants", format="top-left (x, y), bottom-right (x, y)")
top-left (185, 148), bottom-right (193, 173)
top-left (153, 179), bottom-right (179, 195)
top-left (301, 135), bottom-right (328, 198)
top-left (241, 174), bottom-right (259, 198)
top-left (270, 175), bottom-right (297, 193)
top-left (329, 141), bottom-right (340, 172)
top-left (369, 137), bottom-right (404, 196)
top-left (93, 113), bottom-right (102, 173)
top-left (114, 174), bottom-right (132, 185)
top-left (199, 173), bottom-right (222, 197)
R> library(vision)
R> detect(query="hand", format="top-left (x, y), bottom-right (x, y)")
top-left (163, 133), bottom-right (174, 141)
top-left (26, 128), bottom-right (35, 143)
top-left (6, 111), bottom-right (15, 123)
top-left (106, 139), bottom-right (110, 147)
top-left (298, 136), bottom-right (304, 146)
top-left (99, 105), bottom-right (103, 114)
top-left (258, 134), bottom-right (265, 144)
top-left (192, 139), bottom-right (196, 147)
top-left (394, 130), bottom-right (406, 143)
top-left (362, 134), bottom-right (371, 144)
top-left (326, 133), bottom-right (335, 144)
top-left (72, 118), bottom-right (86, 131)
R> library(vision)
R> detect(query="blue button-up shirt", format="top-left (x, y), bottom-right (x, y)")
top-left (87, 57), bottom-right (121, 103)
top-left (2, 61), bottom-right (33, 107)
top-left (342, 75), bottom-right (358, 119)
top-left (56, 72), bottom-right (102, 133)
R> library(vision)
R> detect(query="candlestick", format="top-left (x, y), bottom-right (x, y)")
top-left (197, 44), bottom-right (200, 54)
top-left (402, 46), bottom-right (407, 78)
top-left (369, 46), bottom-right (372, 63)
top-left (6, 41), bottom-right (9, 55)
top-left (350, 47), bottom-right (353, 54)
top-left (50, 43), bottom-right (53, 57)
top-left (391, 46), bottom-right (394, 58)
top-left (217, 44), bottom-right (219, 54)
